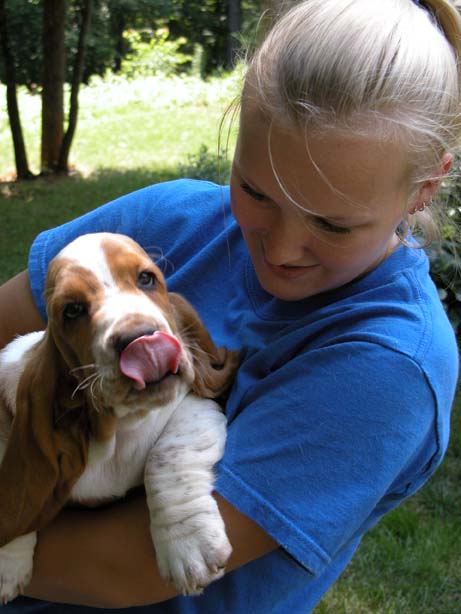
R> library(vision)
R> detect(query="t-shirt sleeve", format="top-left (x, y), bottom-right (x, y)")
top-left (216, 341), bottom-right (440, 576)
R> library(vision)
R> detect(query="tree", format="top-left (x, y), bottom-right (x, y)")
top-left (0, 0), bottom-right (94, 178)
top-left (41, 0), bottom-right (66, 172)
top-left (227, 0), bottom-right (242, 67)
top-left (0, 0), bottom-right (34, 179)
top-left (1, 0), bottom-right (263, 180)
top-left (58, 0), bottom-right (93, 171)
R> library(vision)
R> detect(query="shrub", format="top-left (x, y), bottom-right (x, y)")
top-left (428, 156), bottom-right (461, 336)
top-left (178, 144), bottom-right (231, 185)
top-left (120, 28), bottom-right (192, 78)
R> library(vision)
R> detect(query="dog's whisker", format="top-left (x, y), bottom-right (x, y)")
top-left (70, 363), bottom-right (96, 374)
top-left (77, 372), bottom-right (100, 389)
top-left (182, 342), bottom-right (218, 363)
top-left (89, 374), bottom-right (104, 413)
top-left (71, 372), bottom-right (100, 399)
top-left (144, 245), bottom-right (176, 275)
top-left (179, 321), bottom-right (199, 336)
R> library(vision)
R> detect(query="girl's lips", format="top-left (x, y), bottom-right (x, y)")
top-left (264, 258), bottom-right (319, 279)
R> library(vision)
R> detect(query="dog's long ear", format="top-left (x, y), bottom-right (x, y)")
top-left (0, 333), bottom-right (89, 547)
top-left (169, 293), bottom-right (239, 399)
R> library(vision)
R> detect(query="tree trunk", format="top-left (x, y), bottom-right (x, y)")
top-left (41, 0), bottom-right (66, 172)
top-left (111, 11), bottom-right (126, 73)
top-left (58, 0), bottom-right (93, 173)
top-left (209, 0), bottom-right (226, 72)
top-left (0, 0), bottom-right (34, 180)
top-left (227, 0), bottom-right (241, 68)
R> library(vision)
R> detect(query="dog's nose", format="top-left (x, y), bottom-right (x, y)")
top-left (112, 327), bottom-right (158, 354)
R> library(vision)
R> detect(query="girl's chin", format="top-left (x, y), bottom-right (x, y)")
top-left (256, 268), bottom-right (323, 301)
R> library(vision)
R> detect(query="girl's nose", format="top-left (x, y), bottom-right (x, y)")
top-left (261, 215), bottom-right (311, 266)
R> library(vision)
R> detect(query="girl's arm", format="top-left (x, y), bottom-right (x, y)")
top-left (0, 271), bottom-right (45, 349)
top-left (26, 492), bottom-right (276, 608)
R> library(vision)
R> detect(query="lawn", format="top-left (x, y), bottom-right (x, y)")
top-left (1, 74), bottom-right (460, 613)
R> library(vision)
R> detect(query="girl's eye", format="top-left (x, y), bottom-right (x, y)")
top-left (240, 180), bottom-right (351, 234)
top-left (313, 217), bottom-right (351, 235)
top-left (137, 271), bottom-right (157, 289)
top-left (240, 182), bottom-right (266, 201)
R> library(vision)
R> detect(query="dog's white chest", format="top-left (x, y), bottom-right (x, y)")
top-left (70, 407), bottom-right (175, 503)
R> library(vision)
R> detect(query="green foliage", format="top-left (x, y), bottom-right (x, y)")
top-left (0, 0), bottom-right (164, 88)
top-left (427, 159), bottom-right (461, 336)
top-left (178, 144), bottom-right (231, 184)
top-left (0, 0), bottom-right (42, 88)
top-left (123, 0), bottom-right (262, 75)
top-left (120, 28), bottom-right (192, 78)
top-left (0, 0), bottom-right (263, 88)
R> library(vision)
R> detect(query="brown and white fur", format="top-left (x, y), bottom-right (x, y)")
top-left (0, 232), bottom-right (238, 603)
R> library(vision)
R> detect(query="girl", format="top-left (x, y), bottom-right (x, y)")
top-left (0, 0), bottom-right (460, 611)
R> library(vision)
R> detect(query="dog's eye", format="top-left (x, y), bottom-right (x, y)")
top-left (63, 302), bottom-right (87, 320)
top-left (137, 271), bottom-right (157, 289)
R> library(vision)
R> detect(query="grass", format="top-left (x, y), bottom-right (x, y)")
top-left (0, 72), bottom-right (239, 279)
top-left (0, 72), bottom-right (241, 178)
top-left (1, 73), bottom-right (460, 613)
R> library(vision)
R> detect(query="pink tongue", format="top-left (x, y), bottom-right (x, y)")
top-left (119, 331), bottom-right (181, 390)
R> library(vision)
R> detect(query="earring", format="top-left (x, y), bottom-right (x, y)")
top-left (409, 199), bottom-right (431, 215)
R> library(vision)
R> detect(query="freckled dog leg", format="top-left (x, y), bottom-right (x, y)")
top-left (144, 396), bottom-right (232, 596)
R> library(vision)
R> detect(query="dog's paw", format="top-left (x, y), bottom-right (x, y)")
top-left (153, 515), bottom-right (232, 596)
top-left (0, 533), bottom-right (36, 605)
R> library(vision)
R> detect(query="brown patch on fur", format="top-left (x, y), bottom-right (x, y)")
top-left (101, 235), bottom-right (171, 317)
top-left (0, 335), bottom-right (89, 546)
top-left (168, 293), bottom-right (239, 399)
top-left (0, 255), bottom-right (119, 545)
top-left (45, 259), bottom-right (102, 377)
top-left (0, 394), bottom-right (12, 442)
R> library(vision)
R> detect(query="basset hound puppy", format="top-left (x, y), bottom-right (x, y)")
top-left (0, 232), bottom-right (239, 604)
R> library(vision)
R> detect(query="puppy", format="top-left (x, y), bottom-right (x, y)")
top-left (0, 232), bottom-right (238, 603)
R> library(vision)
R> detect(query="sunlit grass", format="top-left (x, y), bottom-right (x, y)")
top-left (0, 72), bottom-right (241, 177)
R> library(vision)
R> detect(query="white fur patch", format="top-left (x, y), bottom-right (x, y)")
top-left (0, 331), bottom-right (44, 415)
top-left (0, 532), bottom-right (36, 604)
top-left (57, 233), bottom-right (117, 290)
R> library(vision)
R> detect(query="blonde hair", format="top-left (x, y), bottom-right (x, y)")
top-left (243, 0), bottom-right (461, 242)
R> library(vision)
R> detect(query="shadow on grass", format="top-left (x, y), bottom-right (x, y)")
top-left (0, 165), bottom-right (203, 283)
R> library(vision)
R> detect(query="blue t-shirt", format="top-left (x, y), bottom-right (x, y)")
top-left (8, 179), bottom-right (458, 613)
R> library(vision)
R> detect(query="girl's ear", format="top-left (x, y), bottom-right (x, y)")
top-left (168, 292), bottom-right (239, 399)
top-left (0, 333), bottom-right (89, 547)
top-left (409, 152), bottom-right (453, 212)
